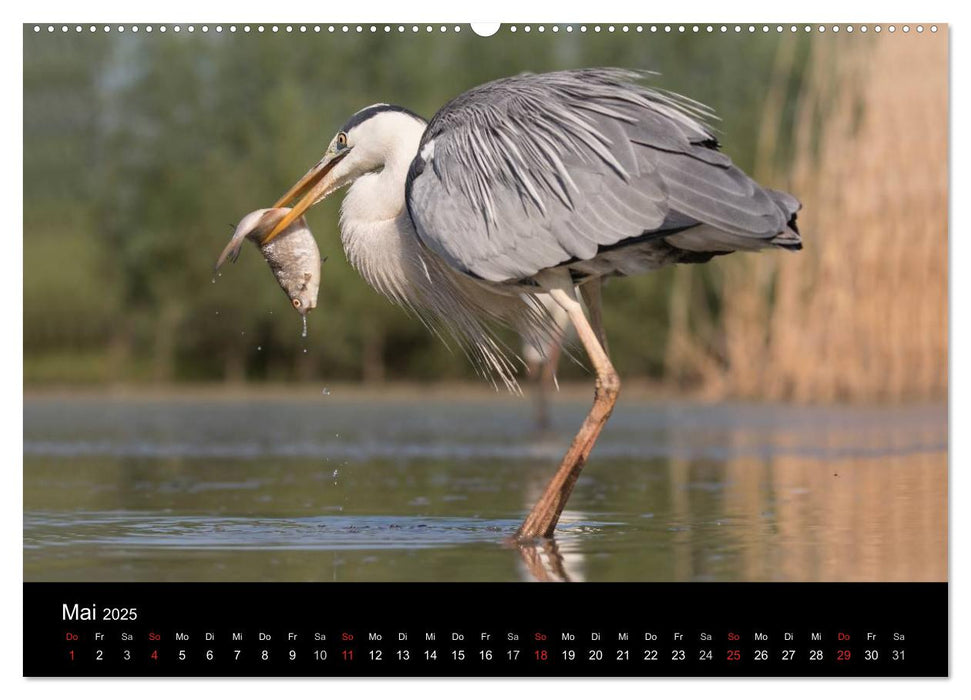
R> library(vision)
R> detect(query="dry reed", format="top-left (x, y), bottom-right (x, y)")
top-left (671, 32), bottom-right (948, 403)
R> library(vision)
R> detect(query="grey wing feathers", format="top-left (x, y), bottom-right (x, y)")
top-left (406, 68), bottom-right (801, 282)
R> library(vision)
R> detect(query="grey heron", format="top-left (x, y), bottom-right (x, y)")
top-left (260, 68), bottom-right (802, 540)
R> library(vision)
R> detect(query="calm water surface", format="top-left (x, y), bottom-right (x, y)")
top-left (24, 395), bottom-right (947, 582)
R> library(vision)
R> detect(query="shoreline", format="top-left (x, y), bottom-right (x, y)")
top-left (22, 379), bottom-right (681, 403)
top-left (22, 381), bottom-right (946, 409)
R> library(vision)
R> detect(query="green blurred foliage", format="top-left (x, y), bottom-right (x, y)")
top-left (23, 26), bottom-right (801, 386)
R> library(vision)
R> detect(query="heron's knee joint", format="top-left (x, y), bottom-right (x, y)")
top-left (595, 369), bottom-right (621, 399)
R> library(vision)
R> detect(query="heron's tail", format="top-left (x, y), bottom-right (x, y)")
top-left (664, 189), bottom-right (803, 254)
top-left (767, 189), bottom-right (803, 251)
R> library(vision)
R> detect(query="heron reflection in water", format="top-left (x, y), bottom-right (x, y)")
top-left (261, 69), bottom-right (802, 541)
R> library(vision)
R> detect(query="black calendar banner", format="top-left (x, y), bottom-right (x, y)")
top-left (24, 582), bottom-right (947, 677)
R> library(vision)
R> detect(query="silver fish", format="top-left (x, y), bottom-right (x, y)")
top-left (215, 208), bottom-right (321, 316)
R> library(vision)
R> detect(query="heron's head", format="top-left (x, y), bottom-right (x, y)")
top-left (261, 104), bottom-right (425, 244)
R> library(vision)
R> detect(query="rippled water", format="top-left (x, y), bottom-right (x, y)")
top-left (24, 395), bottom-right (947, 582)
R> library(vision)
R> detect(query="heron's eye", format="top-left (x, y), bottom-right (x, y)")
top-left (292, 299), bottom-right (302, 308)
top-left (336, 132), bottom-right (348, 149)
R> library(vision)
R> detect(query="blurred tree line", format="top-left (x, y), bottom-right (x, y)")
top-left (23, 25), bottom-right (804, 387)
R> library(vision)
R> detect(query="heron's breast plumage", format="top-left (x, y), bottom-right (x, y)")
top-left (338, 144), bottom-right (559, 392)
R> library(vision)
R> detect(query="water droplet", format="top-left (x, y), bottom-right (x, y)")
top-left (303, 348), bottom-right (308, 354)
top-left (241, 331), bottom-right (245, 336)
top-left (211, 278), bottom-right (216, 284)
top-left (257, 346), bottom-right (262, 351)
top-left (321, 388), bottom-right (331, 396)
top-left (215, 311), bottom-right (220, 316)
top-left (301, 315), bottom-right (308, 338)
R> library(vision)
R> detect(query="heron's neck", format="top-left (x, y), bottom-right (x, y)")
top-left (339, 121), bottom-right (428, 305)
top-left (341, 123), bottom-right (424, 226)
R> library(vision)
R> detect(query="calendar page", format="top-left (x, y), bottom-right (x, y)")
top-left (22, 20), bottom-right (948, 678)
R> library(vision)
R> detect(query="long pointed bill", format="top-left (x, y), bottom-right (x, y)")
top-left (262, 152), bottom-right (346, 244)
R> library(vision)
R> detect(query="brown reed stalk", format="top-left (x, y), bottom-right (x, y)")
top-left (716, 31), bottom-right (948, 403)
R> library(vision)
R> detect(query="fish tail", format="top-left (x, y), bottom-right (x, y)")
top-left (214, 237), bottom-right (245, 270)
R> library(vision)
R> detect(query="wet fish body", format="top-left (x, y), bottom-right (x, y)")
top-left (216, 208), bottom-right (321, 315)
top-left (260, 226), bottom-right (321, 313)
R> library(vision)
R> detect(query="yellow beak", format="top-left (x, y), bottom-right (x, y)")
top-left (262, 151), bottom-right (346, 245)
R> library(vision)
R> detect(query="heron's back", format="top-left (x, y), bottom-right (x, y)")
top-left (405, 68), bottom-right (801, 285)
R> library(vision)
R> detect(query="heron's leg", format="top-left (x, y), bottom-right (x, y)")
top-left (526, 355), bottom-right (551, 432)
top-left (516, 285), bottom-right (620, 540)
top-left (530, 323), bottom-right (565, 431)
top-left (580, 279), bottom-right (608, 354)
top-left (541, 336), bottom-right (564, 386)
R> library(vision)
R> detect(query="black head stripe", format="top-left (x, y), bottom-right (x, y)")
top-left (341, 104), bottom-right (425, 133)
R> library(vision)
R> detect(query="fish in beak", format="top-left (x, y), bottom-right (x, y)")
top-left (216, 208), bottom-right (322, 317)
top-left (262, 150), bottom-right (349, 245)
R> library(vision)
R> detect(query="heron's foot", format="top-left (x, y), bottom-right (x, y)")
top-left (514, 462), bottom-right (585, 540)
